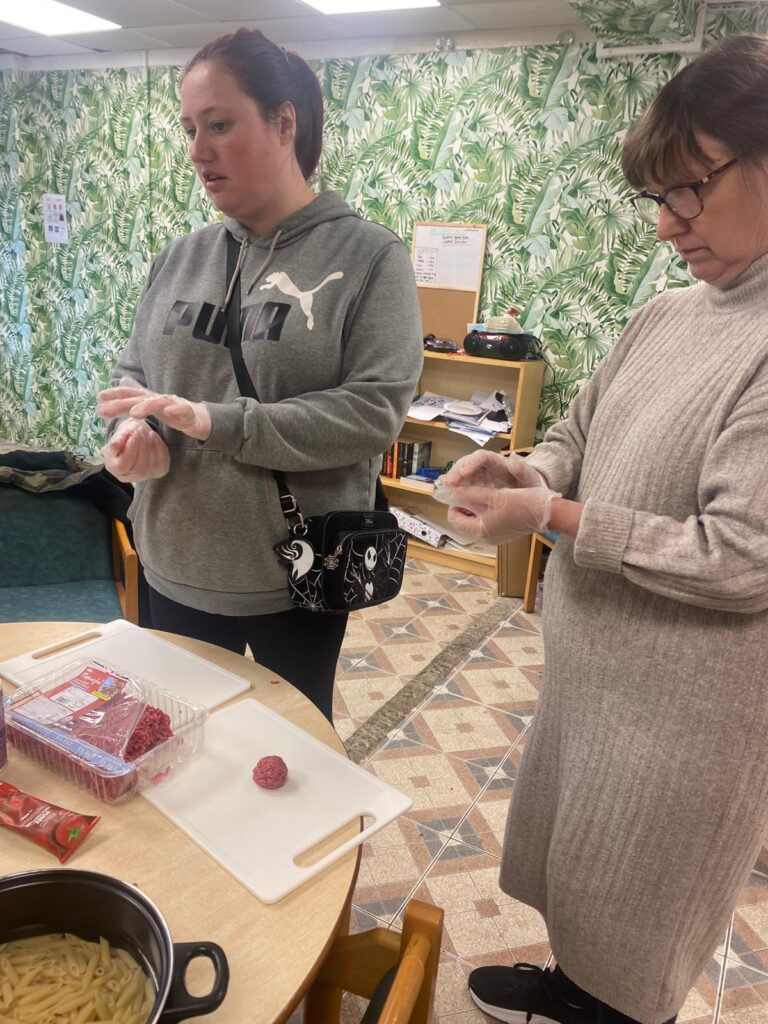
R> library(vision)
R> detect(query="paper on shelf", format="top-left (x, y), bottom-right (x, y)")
top-left (407, 392), bottom-right (450, 421)
top-left (445, 422), bottom-right (495, 446)
top-left (443, 537), bottom-right (497, 557)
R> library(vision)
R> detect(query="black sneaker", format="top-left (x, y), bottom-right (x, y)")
top-left (468, 963), bottom-right (592, 1024)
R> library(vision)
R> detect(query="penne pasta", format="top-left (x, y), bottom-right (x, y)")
top-left (0, 933), bottom-right (154, 1024)
top-left (99, 939), bottom-right (110, 971)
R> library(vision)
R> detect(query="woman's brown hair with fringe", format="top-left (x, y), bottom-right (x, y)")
top-left (182, 28), bottom-right (323, 181)
top-left (622, 34), bottom-right (768, 190)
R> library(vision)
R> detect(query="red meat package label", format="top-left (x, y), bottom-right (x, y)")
top-left (13, 663), bottom-right (132, 727)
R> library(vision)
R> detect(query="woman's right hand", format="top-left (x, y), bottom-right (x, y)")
top-left (443, 482), bottom-right (558, 544)
top-left (433, 450), bottom-right (558, 544)
top-left (103, 417), bottom-right (170, 483)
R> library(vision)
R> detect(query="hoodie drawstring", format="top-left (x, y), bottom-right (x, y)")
top-left (222, 227), bottom-right (282, 313)
top-left (246, 229), bottom-right (282, 295)
top-left (223, 234), bottom-right (249, 313)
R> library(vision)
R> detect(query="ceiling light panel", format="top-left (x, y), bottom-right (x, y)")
top-left (0, 0), bottom-right (119, 36)
top-left (302, 0), bottom-right (440, 14)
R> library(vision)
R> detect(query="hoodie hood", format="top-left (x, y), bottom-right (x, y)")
top-left (225, 191), bottom-right (360, 249)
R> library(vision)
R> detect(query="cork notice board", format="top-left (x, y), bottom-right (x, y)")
top-left (412, 221), bottom-right (487, 345)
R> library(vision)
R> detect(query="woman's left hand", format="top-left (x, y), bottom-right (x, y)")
top-left (97, 385), bottom-right (212, 441)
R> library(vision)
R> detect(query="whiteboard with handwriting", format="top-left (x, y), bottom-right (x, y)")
top-left (412, 222), bottom-right (486, 291)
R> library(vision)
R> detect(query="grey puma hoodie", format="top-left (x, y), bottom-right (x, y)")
top-left (112, 192), bottom-right (423, 614)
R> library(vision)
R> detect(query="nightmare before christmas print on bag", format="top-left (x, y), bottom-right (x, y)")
top-left (274, 510), bottom-right (407, 613)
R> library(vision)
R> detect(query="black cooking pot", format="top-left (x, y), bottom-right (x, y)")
top-left (0, 869), bottom-right (229, 1023)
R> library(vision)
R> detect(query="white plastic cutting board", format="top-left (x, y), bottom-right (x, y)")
top-left (144, 698), bottom-right (412, 903)
top-left (0, 620), bottom-right (250, 710)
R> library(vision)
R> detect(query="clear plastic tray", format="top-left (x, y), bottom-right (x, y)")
top-left (5, 659), bottom-right (206, 804)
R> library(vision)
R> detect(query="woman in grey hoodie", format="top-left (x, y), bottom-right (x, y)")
top-left (96, 28), bottom-right (423, 721)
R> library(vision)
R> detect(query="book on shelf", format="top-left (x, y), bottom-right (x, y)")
top-left (381, 439), bottom-right (432, 479)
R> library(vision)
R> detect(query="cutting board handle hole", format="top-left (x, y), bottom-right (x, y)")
top-left (31, 631), bottom-right (103, 659)
top-left (294, 814), bottom-right (377, 868)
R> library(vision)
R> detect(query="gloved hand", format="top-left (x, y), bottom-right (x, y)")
top-left (443, 485), bottom-right (559, 544)
top-left (433, 452), bottom-right (559, 544)
top-left (96, 383), bottom-right (212, 442)
top-left (435, 450), bottom-right (547, 494)
top-left (102, 417), bottom-right (170, 484)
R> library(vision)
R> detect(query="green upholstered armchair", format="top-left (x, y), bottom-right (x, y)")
top-left (0, 487), bottom-right (138, 624)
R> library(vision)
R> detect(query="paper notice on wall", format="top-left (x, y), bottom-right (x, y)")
top-left (412, 223), bottom-right (486, 289)
top-left (43, 193), bottom-right (69, 244)
top-left (414, 246), bottom-right (438, 284)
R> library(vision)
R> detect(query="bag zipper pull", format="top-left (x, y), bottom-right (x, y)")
top-left (323, 545), bottom-right (343, 570)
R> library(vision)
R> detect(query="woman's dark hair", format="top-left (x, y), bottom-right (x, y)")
top-left (183, 28), bottom-right (324, 180)
top-left (622, 34), bottom-right (768, 188)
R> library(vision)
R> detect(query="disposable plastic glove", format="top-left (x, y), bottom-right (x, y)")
top-left (435, 450), bottom-right (547, 494)
top-left (96, 383), bottom-right (212, 442)
top-left (102, 417), bottom-right (170, 484)
top-left (433, 451), bottom-right (559, 544)
top-left (438, 483), bottom-right (559, 544)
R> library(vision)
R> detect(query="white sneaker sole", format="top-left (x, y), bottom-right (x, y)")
top-left (469, 988), bottom-right (562, 1024)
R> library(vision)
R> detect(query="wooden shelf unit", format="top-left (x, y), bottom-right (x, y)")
top-left (382, 351), bottom-right (545, 596)
top-left (384, 477), bottom-right (435, 496)
top-left (407, 538), bottom-right (498, 579)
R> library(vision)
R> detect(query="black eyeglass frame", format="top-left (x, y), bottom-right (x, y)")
top-left (630, 156), bottom-right (740, 221)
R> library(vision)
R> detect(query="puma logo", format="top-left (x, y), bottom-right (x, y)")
top-left (260, 271), bottom-right (344, 330)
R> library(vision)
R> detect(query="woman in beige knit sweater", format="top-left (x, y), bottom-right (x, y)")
top-left (437, 35), bottom-right (768, 1024)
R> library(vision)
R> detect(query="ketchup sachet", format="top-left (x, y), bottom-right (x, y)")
top-left (0, 781), bottom-right (100, 863)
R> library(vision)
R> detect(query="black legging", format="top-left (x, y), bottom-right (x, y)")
top-left (147, 587), bottom-right (347, 722)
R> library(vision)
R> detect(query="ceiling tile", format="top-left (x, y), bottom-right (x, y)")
top-left (133, 23), bottom-right (233, 47)
top-left (69, 0), bottom-right (209, 28)
top-left (225, 8), bottom-right (474, 44)
top-left (0, 24), bottom-right (35, 40)
top-left (310, 9), bottom-right (474, 35)
top-left (58, 28), bottom-right (171, 50)
top-left (452, 0), bottom-right (581, 30)
top-left (171, 0), bottom-right (308, 19)
top-left (0, 35), bottom-right (93, 55)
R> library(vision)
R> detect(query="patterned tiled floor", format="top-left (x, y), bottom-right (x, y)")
top-left (297, 558), bottom-right (768, 1023)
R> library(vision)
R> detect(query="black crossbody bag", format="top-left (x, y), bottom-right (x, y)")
top-left (224, 233), bottom-right (408, 613)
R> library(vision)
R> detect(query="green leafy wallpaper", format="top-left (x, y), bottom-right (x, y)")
top-left (567, 0), bottom-right (700, 43)
top-left (1, 8), bottom-right (766, 451)
top-left (318, 45), bottom-right (691, 427)
top-left (1, 68), bottom-right (153, 449)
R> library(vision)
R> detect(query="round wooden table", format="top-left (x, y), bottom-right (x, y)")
top-left (0, 622), bottom-right (360, 1023)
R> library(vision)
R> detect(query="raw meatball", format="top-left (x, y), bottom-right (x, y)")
top-left (252, 755), bottom-right (288, 789)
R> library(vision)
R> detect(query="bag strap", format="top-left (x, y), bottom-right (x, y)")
top-left (225, 232), bottom-right (257, 401)
top-left (225, 231), bottom-right (306, 535)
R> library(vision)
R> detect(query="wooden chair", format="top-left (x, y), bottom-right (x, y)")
top-left (111, 518), bottom-right (139, 624)
top-left (523, 530), bottom-right (558, 613)
top-left (304, 898), bottom-right (444, 1024)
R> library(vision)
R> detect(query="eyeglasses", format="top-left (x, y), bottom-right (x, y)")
top-left (630, 156), bottom-right (740, 224)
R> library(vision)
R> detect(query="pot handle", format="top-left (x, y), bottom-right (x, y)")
top-left (158, 942), bottom-right (229, 1023)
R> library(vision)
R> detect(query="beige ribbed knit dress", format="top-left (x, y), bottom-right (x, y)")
top-left (501, 254), bottom-right (768, 1023)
